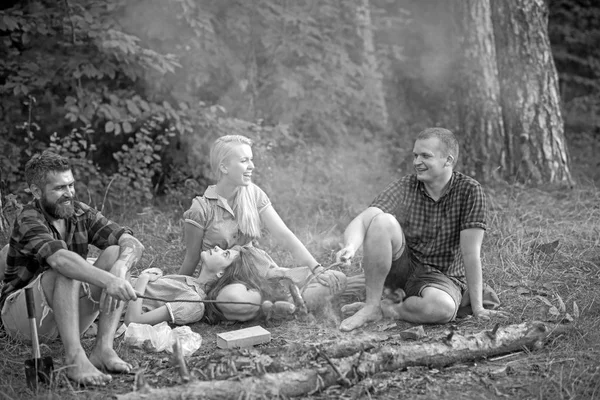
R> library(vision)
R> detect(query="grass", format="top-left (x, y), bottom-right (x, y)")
top-left (1, 136), bottom-right (599, 400)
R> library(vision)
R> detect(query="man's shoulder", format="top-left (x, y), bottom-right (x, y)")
top-left (14, 201), bottom-right (45, 228)
top-left (384, 174), bottom-right (415, 186)
top-left (453, 172), bottom-right (483, 191)
top-left (73, 200), bottom-right (93, 212)
top-left (382, 174), bottom-right (418, 193)
top-left (70, 201), bottom-right (105, 223)
top-left (18, 201), bottom-right (42, 218)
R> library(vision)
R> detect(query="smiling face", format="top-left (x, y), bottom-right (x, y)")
top-left (412, 137), bottom-right (453, 184)
top-left (200, 246), bottom-right (240, 276)
top-left (220, 143), bottom-right (254, 187)
top-left (35, 170), bottom-right (76, 219)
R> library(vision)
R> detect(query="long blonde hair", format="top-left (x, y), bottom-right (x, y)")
top-left (210, 135), bottom-right (262, 238)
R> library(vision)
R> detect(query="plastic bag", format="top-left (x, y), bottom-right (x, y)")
top-left (124, 321), bottom-right (202, 356)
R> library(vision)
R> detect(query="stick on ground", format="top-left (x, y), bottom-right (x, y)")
top-left (117, 321), bottom-right (570, 400)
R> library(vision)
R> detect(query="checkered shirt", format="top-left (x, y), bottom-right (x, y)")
top-left (370, 171), bottom-right (487, 281)
top-left (0, 200), bottom-right (131, 307)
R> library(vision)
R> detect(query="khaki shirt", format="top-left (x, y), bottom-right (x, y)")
top-left (183, 183), bottom-right (273, 270)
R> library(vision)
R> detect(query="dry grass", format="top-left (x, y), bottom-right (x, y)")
top-left (1, 138), bottom-right (599, 400)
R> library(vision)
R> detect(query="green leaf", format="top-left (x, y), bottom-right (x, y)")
top-left (126, 100), bottom-right (141, 116)
top-left (122, 121), bottom-right (132, 133)
top-left (105, 121), bottom-right (115, 133)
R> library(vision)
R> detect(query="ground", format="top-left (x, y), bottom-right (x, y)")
top-left (1, 134), bottom-right (599, 399)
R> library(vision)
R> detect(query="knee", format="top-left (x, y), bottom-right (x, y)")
top-left (47, 270), bottom-right (78, 288)
top-left (216, 283), bottom-right (262, 321)
top-left (94, 245), bottom-right (120, 270)
top-left (367, 213), bottom-right (402, 241)
top-left (330, 270), bottom-right (347, 292)
top-left (431, 303), bottom-right (455, 323)
top-left (41, 269), bottom-right (80, 303)
top-left (421, 290), bottom-right (456, 323)
top-left (371, 213), bottom-right (398, 230)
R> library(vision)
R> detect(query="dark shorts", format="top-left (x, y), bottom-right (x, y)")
top-left (384, 250), bottom-right (464, 319)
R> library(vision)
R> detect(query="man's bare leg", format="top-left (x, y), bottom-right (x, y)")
top-left (380, 287), bottom-right (455, 324)
top-left (45, 271), bottom-right (112, 385)
top-left (339, 214), bottom-right (404, 331)
top-left (87, 246), bottom-right (132, 374)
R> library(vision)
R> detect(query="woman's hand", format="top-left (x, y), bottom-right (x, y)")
top-left (140, 267), bottom-right (163, 282)
top-left (312, 266), bottom-right (344, 293)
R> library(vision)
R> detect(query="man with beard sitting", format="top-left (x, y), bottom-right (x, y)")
top-left (0, 150), bottom-right (144, 386)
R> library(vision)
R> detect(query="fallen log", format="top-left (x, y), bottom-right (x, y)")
top-left (116, 321), bottom-right (569, 400)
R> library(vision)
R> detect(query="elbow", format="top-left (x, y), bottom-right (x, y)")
top-left (45, 249), bottom-right (70, 272)
top-left (121, 234), bottom-right (145, 253)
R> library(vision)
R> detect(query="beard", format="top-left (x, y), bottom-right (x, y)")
top-left (41, 195), bottom-right (75, 219)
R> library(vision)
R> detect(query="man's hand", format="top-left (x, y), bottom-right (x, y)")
top-left (100, 276), bottom-right (137, 313)
top-left (473, 307), bottom-right (510, 321)
top-left (335, 246), bottom-right (356, 266)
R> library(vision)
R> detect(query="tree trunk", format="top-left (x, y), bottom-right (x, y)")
top-left (491, 0), bottom-right (573, 185)
top-left (356, 0), bottom-right (389, 130)
top-left (117, 321), bottom-right (565, 400)
top-left (452, 0), bottom-right (506, 183)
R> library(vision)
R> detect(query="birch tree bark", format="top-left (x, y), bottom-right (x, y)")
top-left (491, 0), bottom-right (573, 185)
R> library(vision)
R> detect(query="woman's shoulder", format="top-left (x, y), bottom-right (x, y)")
top-left (247, 182), bottom-right (266, 195)
top-left (183, 187), bottom-right (217, 223)
top-left (248, 182), bottom-right (271, 206)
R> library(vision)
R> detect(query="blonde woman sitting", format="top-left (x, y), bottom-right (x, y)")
top-left (179, 135), bottom-right (346, 319)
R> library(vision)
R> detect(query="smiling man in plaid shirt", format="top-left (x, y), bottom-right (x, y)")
top-left (0, 151), bottom-right (144, 385)
top-left (336, 128), bottom-right (507, 331)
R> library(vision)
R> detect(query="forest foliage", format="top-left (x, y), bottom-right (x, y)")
top-left (0, 0), bottom-right (598, 210)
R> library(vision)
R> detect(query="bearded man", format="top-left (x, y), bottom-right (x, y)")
top-left (0, 150), bottom-right (144, 386)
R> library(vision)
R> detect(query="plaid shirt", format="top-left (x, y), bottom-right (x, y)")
top-left (370, 171), bottom-right (487, 281)
top-left (0, 200), bottom-right (131, 307)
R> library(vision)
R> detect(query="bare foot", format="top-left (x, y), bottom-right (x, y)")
top-left (89, 347), bottom-right (133, 374)
top-left (64, 348), bottom-right (112, 386)
top-left (340, 302), bottom-right (365, 315)
top-left (339, 304), bottom-right (382, 332)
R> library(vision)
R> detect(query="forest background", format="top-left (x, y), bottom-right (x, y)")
top-left (1, 0), bottom-right (598, 212)
top-left (0, 0), bottom-right (599, 399)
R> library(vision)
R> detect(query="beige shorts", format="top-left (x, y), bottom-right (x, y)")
top-left (1, 271), bottom-right (96, 343)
